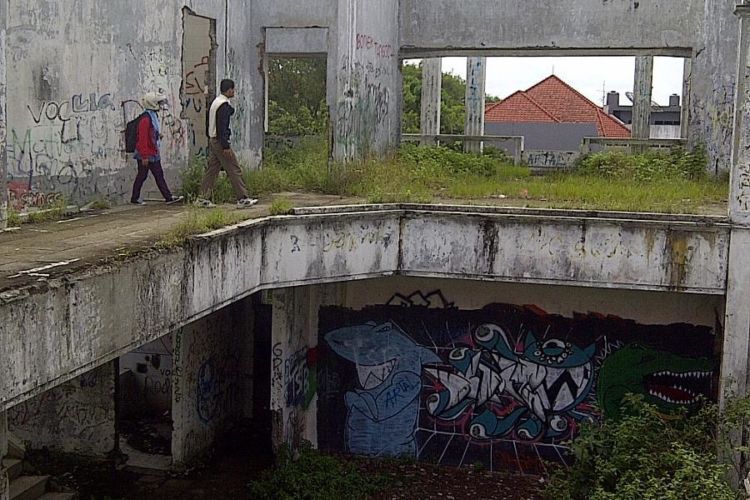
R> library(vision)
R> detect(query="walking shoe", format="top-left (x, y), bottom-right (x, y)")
top-left (130, 199), bottom-right (146, 206)
top-left (193, 198), bottom-right (215, 208)
top-left (237, 197), bottom-right (258, 209)
top-left (166, 195), bottom-right (184, 204)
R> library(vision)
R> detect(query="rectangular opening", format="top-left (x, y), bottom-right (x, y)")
top-left (181, 9), bottom-right (217, 159)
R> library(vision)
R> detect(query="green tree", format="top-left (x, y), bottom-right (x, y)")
top-left (401, 61), bottom-right (500, 134)
top-left (267, 58), bottom-right (328, 135)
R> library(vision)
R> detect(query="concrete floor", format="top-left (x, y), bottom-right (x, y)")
top-left (0, 193), bottom-right (361, 293)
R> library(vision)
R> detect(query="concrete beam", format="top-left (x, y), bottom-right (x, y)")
top-left (0, 207), bottom-right (732, 412)
top-left (265, 27), bottom-right (328, 56)
top-left (0, 412), bottom-right (6, 500)
top-left (464, 57), bottom-right (486, 153)
top-left (400, 0), bottom-right (701, 53)
top-left (632, 56), bottom-right (654, 142)
top-left (420, 58), bottom-right (442, 145)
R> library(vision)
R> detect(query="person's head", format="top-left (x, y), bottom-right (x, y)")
top-left (220, 79), bottom-right (236, 98)
top-left (142, 92), bottom-right (168, 112)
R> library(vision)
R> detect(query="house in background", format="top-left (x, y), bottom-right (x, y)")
top-left (604, 91), bottom-right (682, 139)
top-left (484, 75), bottom-right (631, 156)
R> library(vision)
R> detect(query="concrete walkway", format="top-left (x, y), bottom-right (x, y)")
top-left (0, 193), bottom-right (359, 293)
top-left (0, 192), bottom-right (730, 295)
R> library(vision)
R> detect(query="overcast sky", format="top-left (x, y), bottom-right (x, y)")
top-left (410, 56), bottom-right (685, 107)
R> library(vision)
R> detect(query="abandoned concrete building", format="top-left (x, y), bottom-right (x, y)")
top-left (3, 0), bottom-right (750, 498)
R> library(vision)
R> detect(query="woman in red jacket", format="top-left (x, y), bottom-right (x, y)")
top-left (130, 92), bottom-right (182, 205)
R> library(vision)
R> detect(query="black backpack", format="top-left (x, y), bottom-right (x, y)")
top-left (124, 112), bottom-right (148, 153)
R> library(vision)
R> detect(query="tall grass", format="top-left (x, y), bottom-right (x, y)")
top-left (179, 139), bottom-right (728, 213)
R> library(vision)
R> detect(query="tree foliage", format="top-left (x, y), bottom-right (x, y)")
top-left (267, 58), bottom-right (328, 135)
top-left (402, 61), bottom-right (500, 134)
top-left (267, 59), bottom-right (501, 136)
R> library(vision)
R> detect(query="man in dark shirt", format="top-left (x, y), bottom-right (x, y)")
top-left (195, 79), bottom-right (257, 208)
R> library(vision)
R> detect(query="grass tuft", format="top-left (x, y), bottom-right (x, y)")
top-left (269, 197), bottom-right (295, 216)
top-left (157, 208), bottom-right (250, 247)
top-left (248, 442), bottom-right (388, 500)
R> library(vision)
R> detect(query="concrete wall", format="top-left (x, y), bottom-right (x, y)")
top-left (120, 335), bottom-right (174, 418)
top-left (333, 0), bottom-right (400, 160)
top-left (5, 0), bottom-right (254, 209)
top-left (171, 297), bottom-right (253, 464)
top-left (485, 122), bottom-right (597, 152)
top-left (0, 207), bottom-right (731, 415)
top-left (523, 150), bottom-right (580, 170)
top-left (689, 0), bottom-right (738, 174)
top-left (316, 277), bottom-right (719, 472)
top-left (7, 363), bottom-right (115, 456)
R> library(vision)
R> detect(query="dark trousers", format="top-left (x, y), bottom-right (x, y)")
top-left (131, 160), bottom-right (173, 202)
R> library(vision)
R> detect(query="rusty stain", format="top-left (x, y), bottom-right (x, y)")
top-left (643, 227), bottom-right (656, 262)
top-left (666, 231), bottom-right (692, 289)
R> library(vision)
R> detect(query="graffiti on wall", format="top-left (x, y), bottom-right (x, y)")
top-left (7, 90), bottom-right (120, 206)
top-left (335, 18), bottom-right (398, 161)
top-left (317, 292), bottom-right (717, 473)
top-left (8, 364), bottom-right (115, 454)
top-left (196, 356), bottom-right (240, 424)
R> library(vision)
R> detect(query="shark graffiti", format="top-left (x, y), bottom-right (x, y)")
top-left (317, 297), bottom-right (718, 473)
top-left (597, 344), bottom-right (715, 420)
top-left (324, 321), bottom-right (441, 456)
top-left (426, 323), bottom-right (596, 441)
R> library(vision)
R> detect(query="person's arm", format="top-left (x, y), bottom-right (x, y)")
top-left (135, 116), bottom-right (152, 164)
top-left (216, 103), bottom-right (232, 149)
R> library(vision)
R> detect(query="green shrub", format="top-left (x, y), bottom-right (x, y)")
top-left (576, 146), bottom-right (708, 182)
top-left (248, 442), bottom-right (387, 500)
top-left (544, 394), bottom-right (743, 500)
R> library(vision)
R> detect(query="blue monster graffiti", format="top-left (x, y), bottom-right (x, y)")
top-left (426, 323), bottom-right (595, 441)
top-left (325, 321), bottom-right (441, 456)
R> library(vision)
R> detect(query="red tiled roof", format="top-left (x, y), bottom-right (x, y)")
top-left (485, 91), bottom-right (561, 123)
top-left (485, 75), bottom-right (630, 138)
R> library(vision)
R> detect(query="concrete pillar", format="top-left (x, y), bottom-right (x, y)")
top-left (632, 55), bottom-right (654, 143)
top-left (270, 284), bottom-right (345, 452)
top-left (681, 57), bottom-right (692, 139)
top-left (420, 58), bottom-right (442, 145)
top-left (464, 56), bottom-right (486, 154)
top-left (721, 5), bottom-right (750, 408)
top-left (171, 298), bottom-right (250, 465)
top-left (0, 412), bottom-right (7, 500)
top-left (0, 0), bottom-right (7, 231)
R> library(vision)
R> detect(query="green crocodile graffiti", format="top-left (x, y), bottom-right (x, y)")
top-left (597, 344), bottom-right (714, 420)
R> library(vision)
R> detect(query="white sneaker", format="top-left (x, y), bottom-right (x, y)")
top-left (194, 198), bottom-right (215, 208)
top-left (237, 197), bottom-right (258, 209)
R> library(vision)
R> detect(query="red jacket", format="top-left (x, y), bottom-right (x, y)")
top-left (135, 114), bottom-right (159, 161)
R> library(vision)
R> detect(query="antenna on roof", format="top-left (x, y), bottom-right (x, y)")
top-left (551, 64), bottom-right (555, 75)
top-left (602, 81), bottom-right (606, 106)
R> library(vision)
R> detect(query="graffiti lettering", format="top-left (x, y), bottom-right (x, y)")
top-left (355, 33), bottom-right (394, 59)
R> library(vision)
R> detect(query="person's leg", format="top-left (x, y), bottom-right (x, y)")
top-left (148, 160), bottom-right (174, 200)
top-left (218, 147), bottom-right (249, 200)
top-left (200, 139), bottom-right (224, 199)
top-left (131, 160), bottom-right (150, 202)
